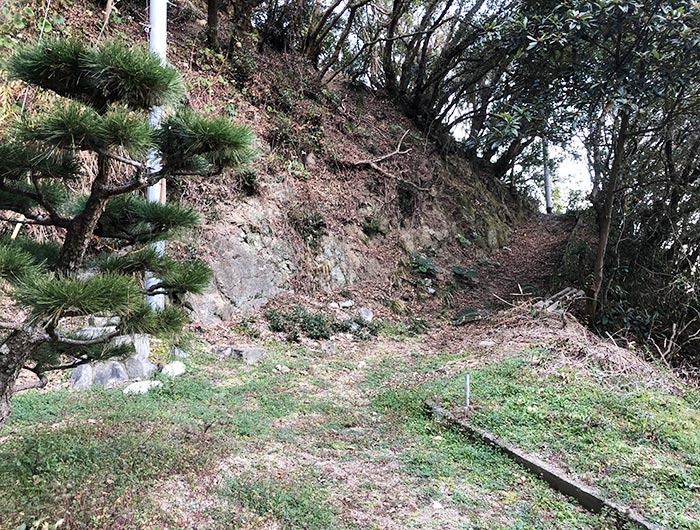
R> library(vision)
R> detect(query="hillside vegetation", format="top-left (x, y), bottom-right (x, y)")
top-left (1, 0), bottom-right (700, 529)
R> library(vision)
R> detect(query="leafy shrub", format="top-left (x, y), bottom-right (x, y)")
top-left (266, 306), bottom-right (378, 341)
top-left (408, 252), bottom-right (439, 277)
top-left (452, 265), bottom-right (478, 284)
top-left (266, 306), bottom-right (337, 340)
top-left (232, 315), bottom-right (261, 339)
top-left (229, 48), bottom-right (258, 87)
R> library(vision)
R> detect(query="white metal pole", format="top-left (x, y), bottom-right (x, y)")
top-left (145, 0), bottom-right (167, 310)
top-left (543, 139), bottom-right (553, 214)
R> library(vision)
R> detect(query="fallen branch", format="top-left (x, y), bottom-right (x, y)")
top-left (337, 130), bottom-right (432, 192)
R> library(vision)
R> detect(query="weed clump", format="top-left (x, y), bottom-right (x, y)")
top-left (266, 305), bottom-right (378, 341)
top-left (229, 48), bottom-right (258, 87)
top-left (408, 252), bottom-right (439, 277)
top-left (289, 206), bottom-right (326, 248)
top-left (235, 168), bottom-right (260, 196)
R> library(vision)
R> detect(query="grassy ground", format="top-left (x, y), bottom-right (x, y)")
top-left (0, 339), bottom-right (624, 530)
top-left (429, 348), bottom-right (700, 530)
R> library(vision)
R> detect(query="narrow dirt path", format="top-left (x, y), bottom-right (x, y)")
top-left (484, 214), bottom-right (576, 302)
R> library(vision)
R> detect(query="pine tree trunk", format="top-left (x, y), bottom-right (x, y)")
top-left (58, 155), bottom-right (110, 273)
top-left (0, 327), bottom-right (48, 429)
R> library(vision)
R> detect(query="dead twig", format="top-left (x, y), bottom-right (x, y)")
top-left (337, 130), bottom-right (432, 192)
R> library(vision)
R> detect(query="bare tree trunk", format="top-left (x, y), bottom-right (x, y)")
top-left (587, 112), bottom-right (629, 320)
top-left (207, 0), bottom-right (219, 50)
top-left (0, 326), bottom-right (49, 429)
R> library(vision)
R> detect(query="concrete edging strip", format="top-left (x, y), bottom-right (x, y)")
top-left (424, 400), bottom-right (664, 530)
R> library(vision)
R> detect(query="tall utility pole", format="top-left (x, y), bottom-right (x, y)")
top-left (543, 138), bottom-right (553, 214)
top-left (145, 0), bottom-right (167, 309)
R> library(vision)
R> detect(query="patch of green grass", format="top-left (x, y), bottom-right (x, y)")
top-left (369, 386), bottom-right (613, 529)
top-left (220, 474), bottom-right (339, 530)
top-left (0, 350), bottom-right (306, 528)
top-left (433, 353), bottom-right (700, 529)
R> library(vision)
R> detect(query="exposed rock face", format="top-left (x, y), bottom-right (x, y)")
top-left (188, 200), bottom-right (297, 325)
top-left (182, 140), bottom-right (520, 325)
top-left (316, 236), bottom-right (359, 290)
top-left (92, 361), bottom-right (129, 387)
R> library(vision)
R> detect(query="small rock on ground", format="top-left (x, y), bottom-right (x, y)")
top-left (123, 381), bottom-right (163, 395)
top-left (357, 307), bottom-right (373, 322)
top-left (92, 360), bottom-right (129, 386)
top-left (275, 364), bottom-right (291, 374)
top-left (221, 346), bottom-right (266, 364)
top-left (161, 361), bottom-right (186, 377)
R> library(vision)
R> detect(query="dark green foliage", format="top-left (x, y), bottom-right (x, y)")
top-left (0, 245), bottom-right (42, 283)
top-left (19, 102), bottom-right (99, 149)
top-left (33, 341), bottom-right (135, 369)
top-left (2, 237), bottom-right (60, 268)
top-left (83, 41), bottom-right (184, 111)
top-left (98, 249), bottom-right (211, 294)
top-left (452, 266), bottom-right (478, 286)
top-left (266, 306), bottom-right (337, 340)
top-left (7, 39), bottom-right (184, 112)
top-left (6, 38), bottom-right (91, 103)
top-left (16, 273), bottom-right (142, 320)
top-left (229, 48), bottom-right (258, 87)
top-left (0, 142), bottom-right (79, 180)
top-left (266, 305), bottom-right (379, 341)
top-left (97, 246), bottom-right (164, 274)
top-left (0, 181), bottom-right (72, 215)
top-left (97, 196), bottom-right (200, 242)
top-left (158, 260), bottom-right (211, 294)
top-left (157, 108), bottom-right (256, 171)
top-left (408, 252), bottom-right (439, 277)
top-left (121, 304), bottom-right (189, 336)
top-left (94, 109), bottom-right (152, 156)
top-left (237, 168), bottom-right (260, 195)
top-left (20, 102), bottom-right (153, 158)
top-left (288, 206), bottom-right (326, 247)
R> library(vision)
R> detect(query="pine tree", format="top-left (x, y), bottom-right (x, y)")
top-left (0, 39), bottom-right (255, 427)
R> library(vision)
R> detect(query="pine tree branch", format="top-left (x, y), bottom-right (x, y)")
top-left (0, 214), bottom-right (60, 227)
top-left (96, 149), bottom-right (144, 169)
top-left (42, 357), bottom-right (91, 371)
top-left (0, 182), bottom-right (42, 203)
top-left (0, 322), bottom-right (22, 330)
top-left (31, 174), bottom-right (68, 224)
top-left (102, 175), bottom-right (150, 196)
top-left (54, 331), bottom-right (121, 346)
top-left (103, 166), bottom-right (221, 197)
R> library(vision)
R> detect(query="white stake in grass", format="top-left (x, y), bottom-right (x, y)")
top-left (465, 373), bottom-right (471, 409)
